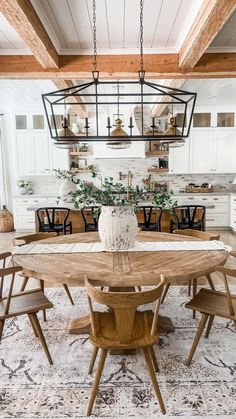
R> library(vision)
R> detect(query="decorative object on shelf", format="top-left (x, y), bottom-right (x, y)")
top-left (42, 0), bottom-right (196, 149)
top-left (0, 205), bottom-right (14, 232)
top-left (185, 183), bottom-right (213, 193)
top-left (17, 179), bottom-right (32, 195)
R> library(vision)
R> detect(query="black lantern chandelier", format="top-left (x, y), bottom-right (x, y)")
top-left (42, 0), bottom-right (197, 149)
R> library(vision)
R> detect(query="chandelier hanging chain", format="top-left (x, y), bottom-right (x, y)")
top-left (92, 0), bottom-right (97, 72)
top-left (139, 0), bottom-right (144, 73)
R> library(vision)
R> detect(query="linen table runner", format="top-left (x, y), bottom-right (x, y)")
top-left (13, 240), bottom-right (230, 254)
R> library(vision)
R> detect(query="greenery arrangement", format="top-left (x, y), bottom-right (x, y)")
top-left (53, 169), bottom-right (78, 184)
top-left (17, 179), bottom-right (31, 189)
top-left (73, 173), bottom-right (176, 210)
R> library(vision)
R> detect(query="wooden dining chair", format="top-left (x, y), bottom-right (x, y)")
top-left (170, 205), bottom-right (206, 233)
top-left (161, 229), bottom-right (219, 312)
top-left (0, 252), bottom-right (53, 365)
top-left (85, 275), bottom-right (166, 416)
top-left (138, 206), bottom-right (163, 232)
top-left (184, 264), bottom-right (236, 366)
top-left (36, 207), bottom-right (72, 234)
top-left (13, 233), bottom-right (74, 321)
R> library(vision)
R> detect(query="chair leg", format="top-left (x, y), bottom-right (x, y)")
top-left (192, 278), bottom-right (197, 319)
top-left (0, 320), bottom-right (5, 343)
top-left (88, 346), bottom-right (99, 375)
top-left (185, 313), bottom-right (209, 366)
top-left (28, 314), bottom-right (38, 337)
top-left (206, 274), bottom-right (215, 290)
top-left (205, 315), bottom-right (215, 338)
top-left (62, 284), bottom-right (74, 305)
top-left (40, 280), bottom-right (47, 322)
top-left (29, 313), bottom-right (53, 365)
top-left (20, 276), bottom-right (29, 292)
top-left (87, 348), bottom-right (108, 416)
top-left (161, 283), bottom-right (170, 304)
top-left (149, 345), bottom-right (159, 372)
top-left (142, 347), bottom-right (166, 414)
top-left (188, 280), bottom-right (191, 296)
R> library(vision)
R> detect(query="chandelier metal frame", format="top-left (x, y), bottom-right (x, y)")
top-left (42, 0), bottom-right (197, 147)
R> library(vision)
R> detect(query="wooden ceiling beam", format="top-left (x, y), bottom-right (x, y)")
top-left (179, 0), bottom-right (236, 69)
top-left (152, 79), bottom-right (185, 117)
top-left (52, 80), bottom-right (87, 118)
top-left (0, 0), bottom-right (58, 69)
top-left (1, 53), bottom-right (236, 79)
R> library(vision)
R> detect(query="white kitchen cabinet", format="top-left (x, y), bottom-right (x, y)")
top-left (189, 129), bottom-right (215, 173)
top-left (174, 194), bottom-right (230, 228)
top-left (13, 196), bottom-right (55, 231)
top-left (189, 128), bottom-right (236, 174)
top-left (14, 112), bottom-right (69, 175)
top-left (15, 131), bottom-right (35, 175)
top-left (169, 141), bottom-right (190, 174)
top-left (230, 194), bottom-right (236, 231)
top-left (215, 129), bottom-right (236, 173)
top-left (33, 132), bottom-right (51, 174)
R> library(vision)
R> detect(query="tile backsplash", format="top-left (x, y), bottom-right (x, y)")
top-left (22, 157), bottom-right (236, 196)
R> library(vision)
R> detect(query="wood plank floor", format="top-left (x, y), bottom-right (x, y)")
top-left (1, 229), bottom-right (236, 286)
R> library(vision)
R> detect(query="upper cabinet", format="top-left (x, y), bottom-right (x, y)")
top-left (14, 113), bottom-right (69, 175)
top-left (169, 140), bottom-right (190, 174)
top-left (189, 127), bottom-right (236, 174)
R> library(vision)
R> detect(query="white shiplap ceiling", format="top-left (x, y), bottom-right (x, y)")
top-left (0, 79), bottom-right (55, 112)
top-left (0, 0), bottom-right (204, 54)
top-left (0, 12), bottom-right (31, 54)
top-left (30, 0), bottom-right (203, 53)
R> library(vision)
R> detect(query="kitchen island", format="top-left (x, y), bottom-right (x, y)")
top-left (26, 192), bottom-right (230, 233)
top-left (27, 200), bottom-right (176, 233)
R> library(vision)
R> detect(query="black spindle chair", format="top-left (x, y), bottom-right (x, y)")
top-left (138, 206), bottom-right (163, 232)
top-left (81, 207), bottom-right (100, 232)
top-left (170, 205), bottom-right (205, 233)
top-left (36, 207), bottom-right (72, 235)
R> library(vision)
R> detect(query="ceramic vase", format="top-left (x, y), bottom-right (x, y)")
top-left (18, 187), bottom-right (27, 195)
top-left (59, 179), bottom-right (77, 202)
top-left (98, 205), bottom-right (138, 251)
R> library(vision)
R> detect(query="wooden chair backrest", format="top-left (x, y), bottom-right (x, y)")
top-left (85, 275), bottom-right (165, 344)
top-left (138, 206), bottom-right (162, 229)
top-left (0, 252), bottom-right (23, 316)
top-left (214, 265), bottom-right (236, 318)
top-left (172, 205), bottom-right (205, 227)
top-left (36, 207), bottom-right (70, 229)
top-left (13, 232), bottom-right (58, 247)
top-left (81, 207), bottom-right (100, 230)
top-left (173, 229), bottom-right (220, 241)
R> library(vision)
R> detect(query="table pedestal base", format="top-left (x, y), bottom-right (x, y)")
top-left (69, 314), bottom-right (174, 335)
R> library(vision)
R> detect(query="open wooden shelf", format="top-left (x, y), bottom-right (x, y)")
top-left (69, 169), bottom-right (93, 174)
top-left (146, 150), bottom-right (169, 157)
top-left (69, 151), bottom-right (91, 156)
top-left (147, 168), bottom-right (169, 173)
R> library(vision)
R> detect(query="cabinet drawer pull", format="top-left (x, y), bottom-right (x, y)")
top-left (188, 197), bottom-right (195, 200)
top-left (202, 198), bottom-right (207, 201)
top-left (213, 198), bottom-right (219, 201)
top-left (208, 205), bottom-right (215, 209)
top-left (206, 218), bottom-right (215, 221)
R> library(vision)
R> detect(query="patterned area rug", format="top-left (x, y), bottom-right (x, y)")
top-left (0, 286), bottom-right (236, 418)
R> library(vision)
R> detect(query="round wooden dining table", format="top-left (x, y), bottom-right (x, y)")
top-left (13, 231), bottom-right (227, 334)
